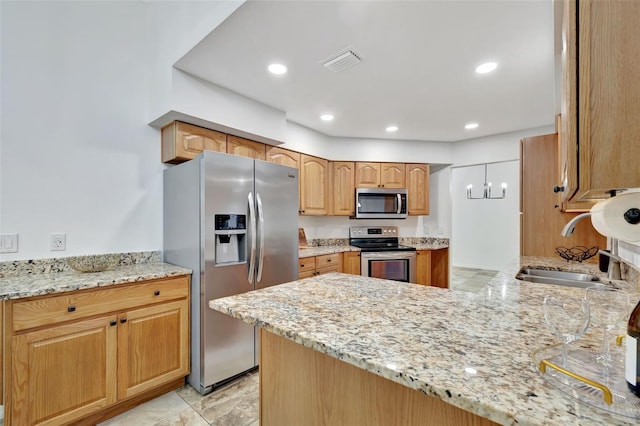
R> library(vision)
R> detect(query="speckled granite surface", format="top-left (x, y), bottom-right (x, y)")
top-left (0, 251), bottom-right (162, 278)
top-left (0, 251), bottom-right (191, 300)
top-left (299, 238), bottom-right (449, 258)
top-left (210, 257), bottom-right (639, 426)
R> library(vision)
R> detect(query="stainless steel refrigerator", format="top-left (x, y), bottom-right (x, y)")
top-left (163, 150), bottom-right (299, 394)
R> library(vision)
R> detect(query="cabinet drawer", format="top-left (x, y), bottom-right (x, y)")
top-left (316, 264), bottom-right (341, 275)
top-left (12, 276), bottom-right (189, 332)
top-left (315, 253), bottom-right (340, 269)
top-left (298, 257), bottom-right (316, 273)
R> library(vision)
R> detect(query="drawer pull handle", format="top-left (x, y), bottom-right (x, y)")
top-left (154, 290), bottom-right (160, 296)
top-left (327, 259), bottom-right (331, 262)
top-left (120, 318), bottom-right (127, 324)
top-left (110, 320), bottom-right (117, 326)
top-left (67, 305), bottom-right (76, 312)
top-left (300, 264), bottom-right (305, 267)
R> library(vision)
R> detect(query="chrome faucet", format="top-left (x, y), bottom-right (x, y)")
top-left (560, 212), bottom-right (622, 280)
top-left (560, 212), bottom-right (591, 237)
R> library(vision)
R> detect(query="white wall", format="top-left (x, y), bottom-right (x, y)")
top-left (453, 125), bottom-right (554, 166)
top-left (451, 161), bottom-right (520, 270)
top-left (0, 1), bottom-right (240, 261)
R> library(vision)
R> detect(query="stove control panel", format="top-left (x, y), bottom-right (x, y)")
top-left (349, 226), bottom-right (398, 238)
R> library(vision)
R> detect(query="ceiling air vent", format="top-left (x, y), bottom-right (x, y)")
top-left (322, 48), bottom-right (363, 72)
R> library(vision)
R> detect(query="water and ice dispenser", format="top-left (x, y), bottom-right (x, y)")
top-left (214, 214), bottom-right (246, 265)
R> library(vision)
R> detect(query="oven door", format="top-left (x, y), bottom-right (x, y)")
top-left (360, 251), bottom-right (416, 283)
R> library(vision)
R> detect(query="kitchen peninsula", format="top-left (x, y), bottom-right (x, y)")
top-left (210, 262), bottom-right (639, 426)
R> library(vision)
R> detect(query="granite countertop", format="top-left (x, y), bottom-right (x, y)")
top-left (210, 257), bottom-right (639, 426)
top-left (0, 262), bottom-right (192, 300)
top-left (299, 238), bottom-right (449, 258)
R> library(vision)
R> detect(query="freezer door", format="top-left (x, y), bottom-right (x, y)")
top-left (202, 151), bottom-right (256, 388)
top-left (254, 160), bottom-right (299, 289)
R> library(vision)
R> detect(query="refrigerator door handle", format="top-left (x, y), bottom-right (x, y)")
top-left (256, 192), bottom-right (265, 283)
top-left (248, 192), bottom-right (257, 283)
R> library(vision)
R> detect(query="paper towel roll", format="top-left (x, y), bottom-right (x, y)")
top-left (590, 192), bottom-right (640, 241)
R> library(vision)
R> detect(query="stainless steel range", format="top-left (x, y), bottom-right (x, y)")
top-left (349, 226), bottom-right (416, 283)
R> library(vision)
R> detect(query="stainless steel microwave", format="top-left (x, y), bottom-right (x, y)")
top-left (355, 188), bottom-right (408, 219)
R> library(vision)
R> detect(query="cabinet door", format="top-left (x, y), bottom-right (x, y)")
top-left (355, 162), bottom-right (381, 188)
top-left (117, 300), bottom-right (189, 400)
top-left (266, 146), bottom-right (300, 169)
top-left (380, 163), bottom-right (406, 188)
top-left (331, 161), bottom-right (355, 215)
top-left (560, 0), bottom-right (640, 201)
top-left (406, 164), bottom-right (430, 215)
top-left (415, 250), bottom-right (431, 286)
top-left (430, 248), bottom-right (449, 289)
top-left (227, 135), bottom-right (266, 160)
top-left (161, 121), bottom-right (226, 164)
top-left (521, 134), bottom-right (606, 257)
top-left (342, 252), bottom-right (361, 275)
top-left (300, 155), bottom-right (329, 215)
top-left (11, 316), bottom-right (117, 425)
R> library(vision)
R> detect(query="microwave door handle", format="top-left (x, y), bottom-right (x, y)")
top-left (397, 194), bottom-right (401, 214)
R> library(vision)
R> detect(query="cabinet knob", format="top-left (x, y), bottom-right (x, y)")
top-left (300, 263), bottom-right (305, 267)
top-left (120, 317), bottom-right (127, 324)
top-left (154, 290), bottom-right (160, 296)
top-left (110, 320), bottom-right (117, 326)
top-left (67, 305), bottom-right (76, 312)
top-left (553, 185), bottom-right (565, 193)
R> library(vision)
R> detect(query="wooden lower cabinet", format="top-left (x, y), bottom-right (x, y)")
top-left (298, 253), bottom-right (342, 279)
top-left (6, 275), bottom-right (190, 425)
top-left (342, 252), bottom-right (361, 275)
top-left (416, 249), bottom-right (449, 288)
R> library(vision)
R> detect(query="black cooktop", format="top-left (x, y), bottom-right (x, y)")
top-left (349, 239), bottom-right (416, 252)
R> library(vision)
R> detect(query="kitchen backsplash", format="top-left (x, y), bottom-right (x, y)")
top-left (0, 251), bottom-right (160, 278)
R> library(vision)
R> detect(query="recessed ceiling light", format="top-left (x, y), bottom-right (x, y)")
top-left (465, 122), bottom-right (479, 130)
top-left (268, 63), bottom-right (287, 75)
top-left (386, 126), bottom-right (398, 132)
top-left (475, 62), bottom-right (497, 74)
top-left (320, 114), bottom-right (334, 121)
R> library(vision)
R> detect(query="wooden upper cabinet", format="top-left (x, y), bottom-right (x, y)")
top-left (300, 154), bottom-right (328, 215)
top-left (266, 146), bottom-right (300, 169)
top-left (355, 162), bottom-right (380, 187)
top-left (406, 164), bottom-right (429, 215)
top-left (161, 121), bottom-right (226, 163)
top-left (227, 135), bottom-right (266, 160)
top-left (380, 163), bottom-right (406, 188)
top-left (558, 0), bottom-right (640, 203)
top-left (330, 161), bottom-right (355, 216)
top-left (355, 162), bottom-right (406, 188)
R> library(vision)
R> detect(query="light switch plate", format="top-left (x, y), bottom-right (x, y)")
top-left (0, 233), bottom-right (19, 253)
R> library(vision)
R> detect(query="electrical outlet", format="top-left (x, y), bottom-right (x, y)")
top-left (0, 233), bottom-right (18, 253)
top-left (50, 233), bottom-right (66, 251)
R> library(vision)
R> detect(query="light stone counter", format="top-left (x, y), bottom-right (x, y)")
top-left (298, 237), bottom-right (449, 258)
top-left (210, 258), bottom-right (639, 426)
top-left (0, 253), bottom-right (191, 300)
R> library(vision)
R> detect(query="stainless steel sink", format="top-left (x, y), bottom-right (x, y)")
top-left (515, 267), bottom-right (603, 288)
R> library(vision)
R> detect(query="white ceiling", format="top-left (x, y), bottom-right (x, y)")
top-left (175, 0), bottom-right (556, 142)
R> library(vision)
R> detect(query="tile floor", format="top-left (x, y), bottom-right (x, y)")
top-left (2, 267), bottom-right (495, 426)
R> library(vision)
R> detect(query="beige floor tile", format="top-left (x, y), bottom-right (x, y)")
top-left (153, 406), bottom-right (209, 426)
top-left (98, 392), bottom-right (189, 426)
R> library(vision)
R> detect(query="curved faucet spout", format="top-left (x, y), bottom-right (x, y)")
top-left (561, 212), bottom-right (592, 237)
